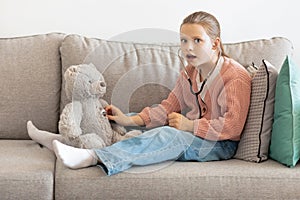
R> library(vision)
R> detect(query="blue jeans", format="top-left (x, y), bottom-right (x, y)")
top-left (94, 126), bottom-right (238, 176)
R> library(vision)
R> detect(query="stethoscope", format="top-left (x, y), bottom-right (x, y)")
top-left (177, 48), bottom-right (221, 119)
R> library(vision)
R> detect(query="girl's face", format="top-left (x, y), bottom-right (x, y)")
top-left (180, 23), bottom-right (217, 67)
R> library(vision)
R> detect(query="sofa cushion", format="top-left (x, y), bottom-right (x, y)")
top-left (0, 140), bottom-right (56, 200)
top-left (60, 35), bottom-right (293, 114)
top-left (270, 56), bottom-right (300, 167)
top-left (234, 60), bottom-right (278, 162)
top-left (55, 159), bottom-right (300, 199)
top-left (223, 37), bottom-right (293, 71)
top-left (60, 34), bottom-right (181, 113)
top-left (0, 33), bottom-right (65, 139)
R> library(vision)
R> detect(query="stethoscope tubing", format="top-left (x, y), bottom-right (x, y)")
top-left (178, 49), bottom-right (207, 118)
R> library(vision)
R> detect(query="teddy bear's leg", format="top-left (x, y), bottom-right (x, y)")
top-left (59, 102), bottom-right (83, 139)
top-left (27, 121), bottom-right (65, 151)
top-left (58, 102), bottom-right (84, 148)
top-left (110, 122), bottom-right (127, 136)
top-left (126, 130), bottom-right (143, 138)
top-left (78, 133), bottom-right (107, 149)
top-left (112, 130), bottom-right (142, 144)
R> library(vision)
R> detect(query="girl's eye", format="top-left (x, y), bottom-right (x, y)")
top-left (180, 38), bottom-right (187, 43)
top-left (194, 38), bottom-right (201, 43)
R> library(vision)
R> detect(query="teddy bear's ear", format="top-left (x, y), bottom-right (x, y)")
top-left (68, 65), bottom-right (78, 73)
top-left (64, 65), bottom-right (78, 80)
top-left (88, 63), bottom-right (97, 69)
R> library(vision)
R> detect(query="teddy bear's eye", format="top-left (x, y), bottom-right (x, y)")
top-left (100, 82), bottom-right (106, 87)
top-left (89, 80), bottom-right (92, 84)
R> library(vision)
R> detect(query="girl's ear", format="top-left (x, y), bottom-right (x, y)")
top-left (212, 37), bottom-right (221, 50)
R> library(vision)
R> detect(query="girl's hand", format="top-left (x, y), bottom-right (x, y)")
top-left (168, 112), bottom-right (194, 132)
top-left (105, 105), bottom-right (130, 126)
top-left (105, 105), bottom-right (145, 127)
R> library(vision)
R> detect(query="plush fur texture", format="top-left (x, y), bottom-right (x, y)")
top-left (59, 63), bottom-right (141, 149)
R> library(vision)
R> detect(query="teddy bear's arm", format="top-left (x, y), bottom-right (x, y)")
top-left (99, 99), bottom-right (109, 107)
top-left (97, 98), bottom-right (127, 139)
top-left (59, 101), bottom-right (83, 139)
top-left (99, 99), bottom-right (128, 136)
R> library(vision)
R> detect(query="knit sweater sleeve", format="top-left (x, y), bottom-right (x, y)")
top-left (138, 74), bottom-right (186, 128)
top-left (194, 77), bottom-right (251, 141)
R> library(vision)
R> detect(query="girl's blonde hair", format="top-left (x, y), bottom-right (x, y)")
top-left (181, 11), bottom-right (228, 57)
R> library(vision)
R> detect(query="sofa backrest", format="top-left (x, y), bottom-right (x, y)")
top-left (0, 33), bottom-right (293, 139)
top-left (0, 33), bottom-right (65, 139)
top-left (224, 37), bottom-right (293, 70)
top-left (60, 34), bottom-right (182, 114)
top-left (60, 34), bottom-right (293, 115)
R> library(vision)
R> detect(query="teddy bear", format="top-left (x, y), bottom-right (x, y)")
top-left (28, 63), bottom-right (141, 149)
top-left (60, 63), bottom-right (143, 148)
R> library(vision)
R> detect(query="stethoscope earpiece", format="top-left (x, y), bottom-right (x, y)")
top-left (177, 48), bottom-right (190, 79)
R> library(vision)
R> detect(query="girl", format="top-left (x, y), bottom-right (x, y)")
top-left (30, 11), bottom-right (251, 176)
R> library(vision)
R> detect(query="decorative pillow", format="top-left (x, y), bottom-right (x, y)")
top-left (244, 62), bottom-right (258, 78)
top-left (234, 60), bottom-right (278, 162)
top-left (269, 56), bottom-right (300, 167)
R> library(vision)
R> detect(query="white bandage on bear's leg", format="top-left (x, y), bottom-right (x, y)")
top-left (52, 140), bottom-right (98, 169)
top-left (27, 121), bottom-right (64, 151)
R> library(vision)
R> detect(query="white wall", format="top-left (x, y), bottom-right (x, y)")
top-left (1, 0), bottom-right (299, 65)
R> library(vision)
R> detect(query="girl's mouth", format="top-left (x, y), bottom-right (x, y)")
top-left (186, 54), bottom-right (197, 60)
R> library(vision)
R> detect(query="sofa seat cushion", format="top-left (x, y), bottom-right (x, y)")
top-left (55, 159), bottom-right (300, 199)
top-left (0, 140), bottom-right (56, 200)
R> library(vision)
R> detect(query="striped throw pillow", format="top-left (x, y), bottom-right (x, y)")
top-left (234, 60), bottom-right (278, 162)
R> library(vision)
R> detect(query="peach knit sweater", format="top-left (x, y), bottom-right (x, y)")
top-left (138, 56), bottom-right (251, 141)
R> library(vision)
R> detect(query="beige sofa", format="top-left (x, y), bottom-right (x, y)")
top-left (1, 33), bottom-right (299, 200)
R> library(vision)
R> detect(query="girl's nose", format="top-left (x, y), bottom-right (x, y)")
top-left (186, 41), bottom-right (194, 51)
